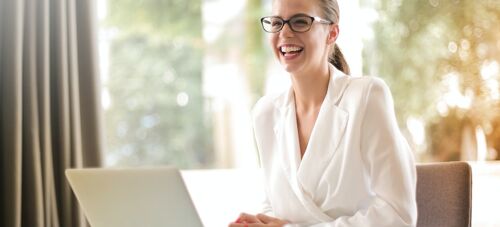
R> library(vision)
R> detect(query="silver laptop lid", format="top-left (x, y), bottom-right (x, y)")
top-left (66, 166), bottom-right (204, 227)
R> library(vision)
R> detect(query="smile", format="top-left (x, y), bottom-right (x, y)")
top-left (279, 45), bottom-right (304, 59)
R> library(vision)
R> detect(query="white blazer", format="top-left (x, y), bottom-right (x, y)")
top-left (252, 64), bottom-right (417, 227)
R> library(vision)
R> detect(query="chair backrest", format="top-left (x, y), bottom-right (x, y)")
top-left (416, 162), bottom-right (472, 227)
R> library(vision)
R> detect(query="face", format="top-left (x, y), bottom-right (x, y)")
top-left (270, 0), bottom-right (338, 74)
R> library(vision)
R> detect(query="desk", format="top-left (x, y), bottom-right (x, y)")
top-left (182, 163), bottom-right (500, 227)
top-left (182, 169), bottom-right (265, 227)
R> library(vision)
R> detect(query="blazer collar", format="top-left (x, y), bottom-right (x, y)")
top-left (326, 64), bottom-right (350, 106)
top-left (276, 63), bottom-right (350, 112)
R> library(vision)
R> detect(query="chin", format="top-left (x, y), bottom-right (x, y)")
top-left (280, 61), bottom-right (304, 74)
top-left (282, 65), bottom-right (297, 74)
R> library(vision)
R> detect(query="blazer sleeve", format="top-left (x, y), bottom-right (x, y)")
top-left (261, 194), bottom-right (275, 216)
top-left (251, 97), bottom-right (276, 217)
top-left (288, 78), bottom-right (418, 227)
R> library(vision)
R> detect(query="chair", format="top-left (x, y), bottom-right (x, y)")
top-left (416, 162), bottom-right (472, 227)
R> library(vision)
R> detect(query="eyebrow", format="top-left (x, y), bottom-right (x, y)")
top-left (271, 13), bottom-right (311, 19)
top-left (291, 13), bottom-right (310, 17)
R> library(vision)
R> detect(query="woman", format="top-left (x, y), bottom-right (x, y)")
top-left (229, 0), bottom-right (417, 226)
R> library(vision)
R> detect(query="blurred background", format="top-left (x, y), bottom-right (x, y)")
top-left (98, 0), bottom-right (500, 168)
top-left (2, 0), bottom-right (499, 226)
top-left (95, 0), bottom-right (500, 226)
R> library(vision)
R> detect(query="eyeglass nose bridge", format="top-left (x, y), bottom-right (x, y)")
top-left (279, 19), bottom-right (295, 33)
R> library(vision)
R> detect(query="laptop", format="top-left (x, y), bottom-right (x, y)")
top-left (66, 166), bottom-right (204, 227)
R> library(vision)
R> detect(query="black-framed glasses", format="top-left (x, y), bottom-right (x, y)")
top-left (260, 14), bottom-right (333, 33)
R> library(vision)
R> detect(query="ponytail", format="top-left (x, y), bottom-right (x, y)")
top-left (329, 44), bottom-right (350, 75)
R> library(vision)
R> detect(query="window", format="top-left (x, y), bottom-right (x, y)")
top-left (99, 0), bottom-right (500, 167)
top-left (99, 0), bottom-right (213, 168)
top-left (97, 1), bottom-right (500, 226)
top-left (362, 0), bottom-right (500, 162)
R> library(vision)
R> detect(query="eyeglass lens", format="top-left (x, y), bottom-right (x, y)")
top-left (262, 16), bottom-right (313, 33)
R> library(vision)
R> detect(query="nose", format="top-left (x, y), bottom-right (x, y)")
top-left (279, 22), bottom-right (294, 38)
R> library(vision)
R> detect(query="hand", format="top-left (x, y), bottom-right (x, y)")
top-left (256, 213), bottom-right (289, 227)
top-left (228, 212), bottom-right (262, 227)
top-left (228, 213), bottom-right (289, 227)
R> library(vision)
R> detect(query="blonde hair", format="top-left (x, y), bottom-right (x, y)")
top-left (318, 0), bottom-right (350, 75)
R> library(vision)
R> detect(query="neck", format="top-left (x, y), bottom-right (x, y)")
top-left (290, 64), bottom-right (330, 112)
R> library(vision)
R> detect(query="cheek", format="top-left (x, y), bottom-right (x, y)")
top-left (306, 33), bottom-right (328, 56)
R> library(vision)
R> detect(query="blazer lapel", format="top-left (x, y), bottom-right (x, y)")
top-left (273, 64), bottom-right (351, 221)
top-left (273, 88), bottom-right (301, 181)
top-left (274, 101), bottom-right (334, 221)
top-left (296, 104), bottom-right (348, 193)
top-left (297, 65), bottom-right (350, 198)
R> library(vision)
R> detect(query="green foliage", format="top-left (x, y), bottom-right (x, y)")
top-left (366, 0), bottom-right (500, 160)
top-left (244, 0), bottom-right (268, 102)
top-left (365, 0), bottom-right (449, 122)
top-left (106, 0), bottom-right (202, 40)
top-left (104, 0), bottom-right (212, 168)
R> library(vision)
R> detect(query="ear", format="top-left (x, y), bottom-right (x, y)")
top-left (326, 24), bottom-right (339, 45)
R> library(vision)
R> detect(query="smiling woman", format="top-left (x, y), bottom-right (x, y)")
top-left (229, 0), bottom-right (418, 226)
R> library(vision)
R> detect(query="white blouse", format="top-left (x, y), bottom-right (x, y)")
top-left (251, 64), bottom-right (417, 227)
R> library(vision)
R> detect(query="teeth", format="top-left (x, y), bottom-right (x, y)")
top-left (280, 46), bottom-right (303, 53)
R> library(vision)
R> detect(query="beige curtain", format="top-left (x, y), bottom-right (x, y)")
top-left (0, 0), bottom-right (103, 226)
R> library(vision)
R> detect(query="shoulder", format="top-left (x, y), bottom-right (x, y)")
top-left (252, 90), bottom-right (286, 121)
top-left (342, 76), bottom-right (391, 105)
top-left (363, 77), bottom-right (393, 105)
top-left (346, 76), bottom-right (388, 92)
top-left (351, 76), bottom-right (397, 123)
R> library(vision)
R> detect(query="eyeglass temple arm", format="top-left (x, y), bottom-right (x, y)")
top-left (313, 16), bottom-right (334, 24)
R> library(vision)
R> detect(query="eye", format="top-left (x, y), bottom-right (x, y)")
top-left (270, 19), bottom-right (283, 28)
top-left (291, 17), bottom-right (311, 28)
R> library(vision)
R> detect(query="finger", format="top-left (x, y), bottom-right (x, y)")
top-left (228, 222), bottom-right (262, 227)
top-left (247, 223), bottom-right (267, 227)
top-left (238, 213), bottom-right (261, 223)
top-left (256, 213), bottom-right (278, 224)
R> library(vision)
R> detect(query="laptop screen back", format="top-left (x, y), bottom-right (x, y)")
top-left (66, 167), bottom-right (204, 227)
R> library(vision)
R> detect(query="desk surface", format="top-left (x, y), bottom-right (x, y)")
top-left (182, 163), bottom-right (500, 227)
